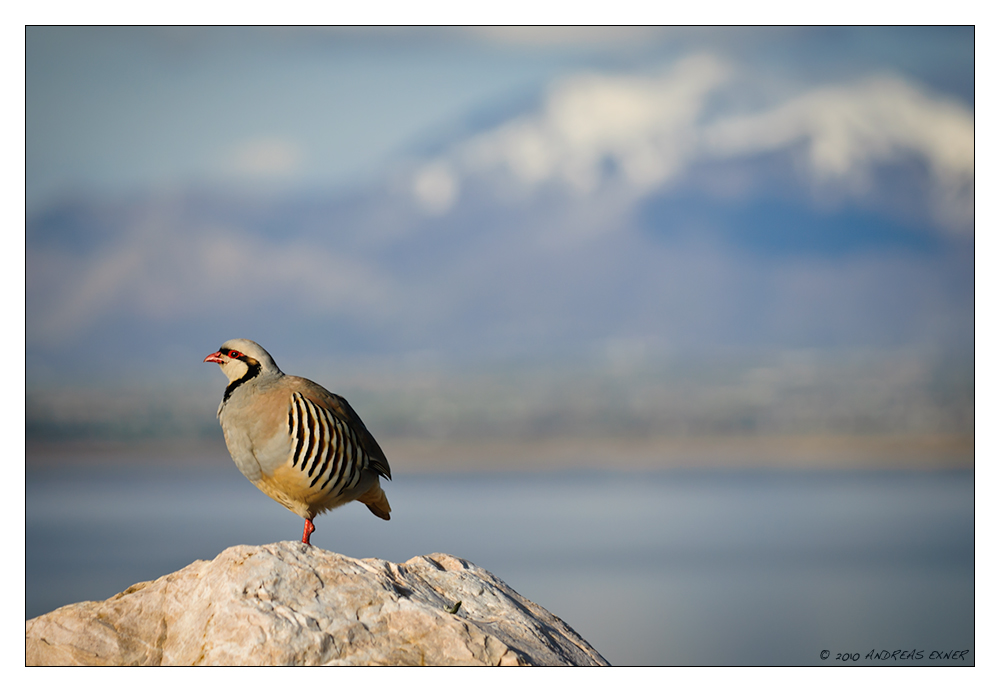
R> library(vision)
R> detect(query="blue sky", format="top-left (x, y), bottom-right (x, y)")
top-left (25, 27), bottom-right (975, 385)
top-left (27, 27), bottom-right (973, 211)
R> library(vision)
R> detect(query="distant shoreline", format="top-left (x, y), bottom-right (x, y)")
top-left (26, 434), bottom-right (974, 472)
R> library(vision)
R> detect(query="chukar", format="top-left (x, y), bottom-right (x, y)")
top-left (204, 339), bottom-right (391, 545)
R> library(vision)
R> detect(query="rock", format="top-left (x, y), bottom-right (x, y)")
top-left (25, 542), bottom-right (608, 666)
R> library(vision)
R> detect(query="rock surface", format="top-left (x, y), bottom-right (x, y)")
top-left (25, 542), bottom-right (608, 666)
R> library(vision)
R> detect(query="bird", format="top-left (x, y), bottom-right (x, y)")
top-left (203, 339), bottom-right (391, 545)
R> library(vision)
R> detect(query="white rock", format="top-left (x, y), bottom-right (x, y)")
top-left (26, 542), bottom-right (608, 666)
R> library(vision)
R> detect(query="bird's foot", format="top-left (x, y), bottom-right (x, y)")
top-left (302, 518), bottom-right (316, 545)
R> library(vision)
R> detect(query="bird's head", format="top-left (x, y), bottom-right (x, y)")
top-left (203, 338), bottom-right (281, 384)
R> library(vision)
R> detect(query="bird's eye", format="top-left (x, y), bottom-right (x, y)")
top-left (229, 350), bottom-right (242, 358)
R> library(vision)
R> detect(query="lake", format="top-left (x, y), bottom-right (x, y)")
top-left (25, 463), bottom-right (974, 666)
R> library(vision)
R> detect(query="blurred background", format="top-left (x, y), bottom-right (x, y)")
top-left (26, 27), bottom-right (973, 665)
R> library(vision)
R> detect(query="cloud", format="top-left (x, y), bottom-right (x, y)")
top-left (222, 136), bottom-right (304, 179)
top-left (27, 213), bottom-right (393, 345)
top-left (703, 75), bottom-right (974, 232)
top-left (456, 54), bottom-right (731, 195)
top-left (412, 161), bottom-right (459, 215)
top-left (409, 56), bottom-right (974, 235)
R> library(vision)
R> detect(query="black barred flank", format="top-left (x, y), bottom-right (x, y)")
top-left (320, 425), bottom-right (347, 491)
top-left (331, 425), bottom-right (353, 491)
top-left (288, 392), bottom-right (367, 495)
top-left (306, 399), bottom-right (330, 479)
top-left (302, 400), bottom-right (318, 472)
top-left (311, 409), bottom-right (333, 488)
top-left (292, 396), bottom-right (306, 468)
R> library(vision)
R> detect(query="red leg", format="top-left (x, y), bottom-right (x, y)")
top-left (302, 518), bottom-right (316, 545)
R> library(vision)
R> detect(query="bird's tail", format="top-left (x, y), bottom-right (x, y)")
top-left (357, 479), bottom-right (391, 520)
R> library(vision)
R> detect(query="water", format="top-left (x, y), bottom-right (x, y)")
top-left (25, 464), bottom-right (974, 665)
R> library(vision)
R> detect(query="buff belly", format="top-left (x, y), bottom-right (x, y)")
top-left (253, 461), bottom-right (376, 520)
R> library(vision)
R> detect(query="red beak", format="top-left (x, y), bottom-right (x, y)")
top-left (204, 351), bottom-right (225, 364)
